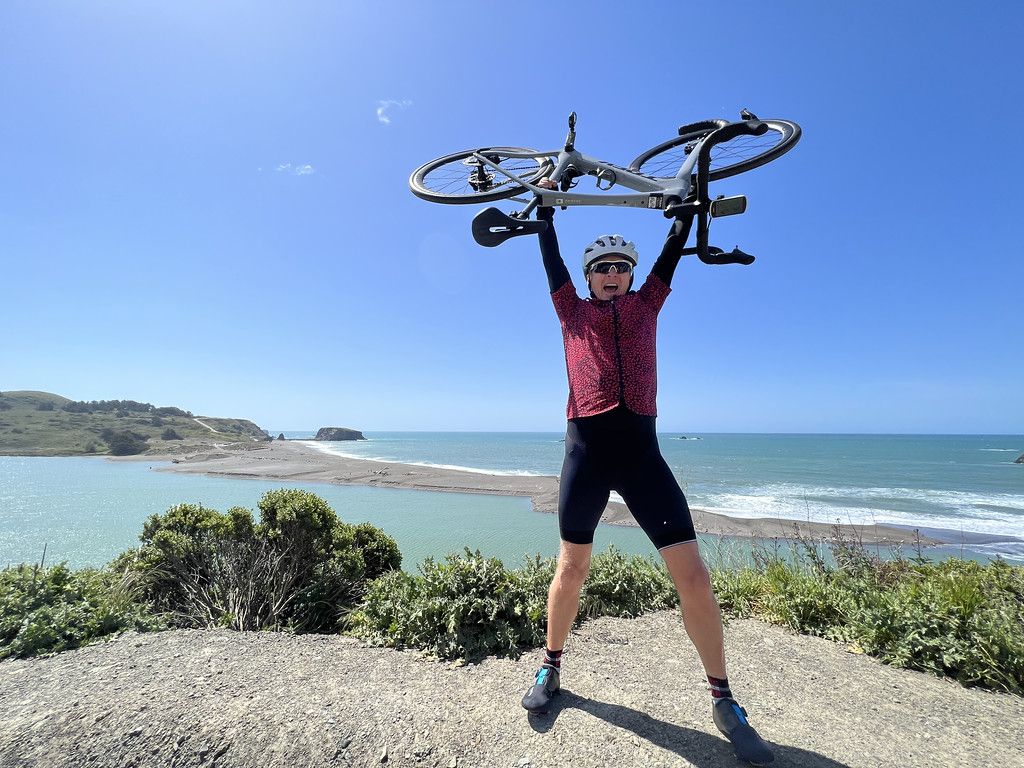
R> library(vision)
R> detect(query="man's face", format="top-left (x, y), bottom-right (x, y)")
top-left (587, 256), bottom-right (633, 299)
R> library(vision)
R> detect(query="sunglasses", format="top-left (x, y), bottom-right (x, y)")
top-left (589, 261), bottom-right (633, 275)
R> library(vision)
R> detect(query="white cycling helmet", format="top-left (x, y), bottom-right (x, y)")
top-left (582, 234), bottom-right (639, 274)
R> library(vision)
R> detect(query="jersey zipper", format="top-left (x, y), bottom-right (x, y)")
top-left (611, 300), bottom-right (626, 405)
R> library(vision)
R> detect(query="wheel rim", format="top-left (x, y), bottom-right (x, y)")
top-left (634, 121), bottom-right (797, 180)
top-left (416, 149), bottom-right (551, 199)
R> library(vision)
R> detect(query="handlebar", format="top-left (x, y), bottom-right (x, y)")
top-left (681, 245), bottom-right (755, 266)
top-left (663, 118), bottom-right (769, 265)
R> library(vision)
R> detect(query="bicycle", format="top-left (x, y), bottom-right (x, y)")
top-left (409, 109), bottom-right (801, 265)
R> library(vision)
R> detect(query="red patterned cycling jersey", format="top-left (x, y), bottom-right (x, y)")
top-left (551, 273), bottom-right (671, 419)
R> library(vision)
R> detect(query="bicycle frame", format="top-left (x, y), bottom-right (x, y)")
top-left (469, 143), bottom-right (702, 218)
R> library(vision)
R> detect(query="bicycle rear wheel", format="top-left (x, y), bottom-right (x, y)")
top-left (410, 147), bottom-right (554, 204)
top-left (629, 119), bottom-right (801, 181)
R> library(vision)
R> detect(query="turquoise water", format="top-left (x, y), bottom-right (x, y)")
top-left (2, 433), bottom-right (1022, 569)
top-left (0, 456), bottom-right (662, 570)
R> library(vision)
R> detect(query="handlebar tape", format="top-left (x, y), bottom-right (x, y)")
top-left (677, 119), bottom-right (730, 136)
top-left (680, 246), bottom-right (755, 266)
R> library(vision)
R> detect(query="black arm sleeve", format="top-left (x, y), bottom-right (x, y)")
top-left (649, 215), bottom-right (694, 287)
top-left (537, 206), bottom-right (571, 294)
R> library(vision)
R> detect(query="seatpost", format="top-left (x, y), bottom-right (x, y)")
top-left (564, 111), bottom-right (577, 152)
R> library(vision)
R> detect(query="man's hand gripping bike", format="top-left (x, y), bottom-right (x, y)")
top-left (409, 109), bottom-right (801, 265)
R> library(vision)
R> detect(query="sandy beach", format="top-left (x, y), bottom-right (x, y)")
top-left (149, 440), bottom-right (940, 546)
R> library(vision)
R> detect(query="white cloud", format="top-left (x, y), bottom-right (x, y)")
top-left (377, 99), bottom-right (412, 125)
top-left (275, 163), bottom-right (315, 176)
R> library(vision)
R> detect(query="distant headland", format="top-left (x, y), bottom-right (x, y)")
top-left (0, 390), bottom-right (269, 457)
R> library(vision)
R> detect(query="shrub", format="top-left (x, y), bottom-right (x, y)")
top-left (105, 430), bottom-right (149, 455)
top-left (153, 407), bottom-right (191, 417)
top-left (0, 562), bottom-right (164, 659)
top-left (579, 546), bottom-right (676, 618)
top-left (113, 490), bottom-right (401, 633)
top-left (709, 536), bottom-right (1024, 695)
top-left (161, 428), bottom-right (183, 440)
top-left (351, 522), bottom-right (402, 579)
top-left (350, 549), bottom-right (546, 660)
top-left (349, 546), bottom-right (676, 661)
top-left (35, 402), bottom-right (55, 411)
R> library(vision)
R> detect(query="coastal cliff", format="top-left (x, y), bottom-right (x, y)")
top-left (315, 427), bottom-right (366, 441)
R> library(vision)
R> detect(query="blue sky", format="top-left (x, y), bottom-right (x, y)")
top-left (2, 1), bottom-right (1021, 434)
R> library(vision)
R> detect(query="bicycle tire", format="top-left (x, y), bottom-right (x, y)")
top-left (410, 147), bottom-right (555, 204)
top-left (629, 119), bottom-right (801, 181)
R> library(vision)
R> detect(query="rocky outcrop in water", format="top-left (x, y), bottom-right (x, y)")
top-left (1016, 453), bottom-right (1023, 464)
top-left (314, 427), bottom-right (366, 441)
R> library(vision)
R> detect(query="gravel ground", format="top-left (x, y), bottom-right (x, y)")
top-left (1, 612), bottom-right (1021, 768)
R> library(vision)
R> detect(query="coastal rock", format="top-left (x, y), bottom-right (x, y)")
top-left (1016, 453), bottom-right (1024, 464)
top-left (277, 433), bottom-right (286, 441)
top-left (314, 427), bottom-right (366, 441)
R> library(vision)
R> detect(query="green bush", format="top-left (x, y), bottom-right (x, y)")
top-left (113, 490), bottom-right (401, 633)
top-left (710, 540), bottom-right (1024, 695)
top-left (350, 546), bottom-right (676, 661)
top-left (350, 549), bottom-right (547, 660)
top-left (845, 558), bottom-right (1024, 692)
top-left (351, 521), bottom-right (403, 579)
top-left (0, 562), bottom-right (164, 659)
top-left (160, 428), bottom-right (182, 440)
top-left (104, 430), bottom-right (149, 455)
top-left (579, 546), bottom-right (676, 618)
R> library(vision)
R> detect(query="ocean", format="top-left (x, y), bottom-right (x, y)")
top-left (2, 433), bottom-right (1022, 569)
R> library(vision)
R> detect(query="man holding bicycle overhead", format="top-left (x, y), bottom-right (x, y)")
top-left (521, 179), bottom-right (774, 766)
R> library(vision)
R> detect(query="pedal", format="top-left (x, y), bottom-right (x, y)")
top-left (710, 195), bottom-right (747, 218)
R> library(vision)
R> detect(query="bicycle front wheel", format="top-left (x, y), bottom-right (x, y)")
top-left (629, 119), bottom-right (801, 181)
top-left (410, 147), bottom-right (554, 204)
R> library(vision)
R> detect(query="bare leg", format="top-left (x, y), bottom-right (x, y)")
top-left (660, 541), bottom-right (727, 679)
top-left (662, 542), bottom-right (775, 762)
top-left (545, 540), bottom-right (593, 651)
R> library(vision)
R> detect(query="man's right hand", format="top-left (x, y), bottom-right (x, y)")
top-left (536, 178), bottom-right (557, 221)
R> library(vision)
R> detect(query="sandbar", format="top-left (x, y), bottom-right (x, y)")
top-left (141, 439), bottom-right (940, 546)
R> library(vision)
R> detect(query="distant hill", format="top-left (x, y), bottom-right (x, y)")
top-left (0, 391), bottom-right (269, 457)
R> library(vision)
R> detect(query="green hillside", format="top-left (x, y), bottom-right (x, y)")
top-left (0, 391), bottom-right (269, 457)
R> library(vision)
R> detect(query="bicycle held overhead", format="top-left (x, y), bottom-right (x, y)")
top-left (410, 110), bottom-right (802, 766)
top-left (409, 109), bottom-right (801, 265)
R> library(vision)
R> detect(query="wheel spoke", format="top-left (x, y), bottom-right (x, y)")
top-left (634, 122), bottom-right (795, 180)
top-left (417, 150), bottom-right (552, 198)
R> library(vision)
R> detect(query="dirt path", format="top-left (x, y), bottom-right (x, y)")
top-left (1, 612), bottom-right (1021, 768)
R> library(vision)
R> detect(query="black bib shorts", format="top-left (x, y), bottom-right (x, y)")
top-left (558, 405), bottom-right (697, 551)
